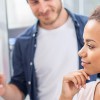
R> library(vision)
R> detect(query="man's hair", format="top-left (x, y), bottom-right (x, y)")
top-left (89, 5), bottom-right (100, 22)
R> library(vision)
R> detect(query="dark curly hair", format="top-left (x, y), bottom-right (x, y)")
top-left (89, 5), bottom-right (100, 22)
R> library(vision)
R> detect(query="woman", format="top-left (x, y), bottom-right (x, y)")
top-left (60, 5), bottom-right (100, 100)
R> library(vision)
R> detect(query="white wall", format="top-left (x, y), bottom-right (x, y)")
top-left (6, 0), bottom-right (37, 29)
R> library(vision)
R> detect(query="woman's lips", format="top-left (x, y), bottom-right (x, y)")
top-left (81, 61), bottom-right (90, 67)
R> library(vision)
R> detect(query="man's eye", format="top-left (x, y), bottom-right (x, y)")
top-left (29, 0), bottom-right (39, 5)
top-left (33, 1), bottom-right (38, 4)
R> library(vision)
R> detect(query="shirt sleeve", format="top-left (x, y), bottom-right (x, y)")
top-left (9, 38), bottom-right (28, 97)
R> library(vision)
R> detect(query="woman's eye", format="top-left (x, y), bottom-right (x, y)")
top-left (87, 45), bottom-right (95, 49)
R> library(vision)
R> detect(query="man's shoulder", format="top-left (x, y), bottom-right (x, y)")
top-left (16, 24), bottom-right (37, 41)
top-left (74, 14), bottom-right (88, 23)
top-left (14, 25), bottom-right (37, 46)
top-left (65, 8), bottom-right (88, 25)
top-left (19, 25), bottom-right (35, 38)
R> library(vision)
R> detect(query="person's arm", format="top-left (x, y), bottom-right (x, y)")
top-left (2, 84), bottom-right (24, 100)
top-left (8, 38), bottom-right (28, 99)
top-left (0, 74), bottom-right (25, 100)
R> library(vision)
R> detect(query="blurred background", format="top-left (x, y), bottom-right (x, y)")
top-left (0, 0), bottom-right (100, 100)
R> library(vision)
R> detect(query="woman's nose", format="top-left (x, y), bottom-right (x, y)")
top-left (78, 47), bottom-right (87, 58)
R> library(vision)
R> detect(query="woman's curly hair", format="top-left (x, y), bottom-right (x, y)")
top-left (89, 5), bottom-right (100, 22)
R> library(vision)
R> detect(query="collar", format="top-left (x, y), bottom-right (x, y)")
top-left (32, 8), bottom-right (80, 37)
top-left (65, 8), bottom-right (80, 27)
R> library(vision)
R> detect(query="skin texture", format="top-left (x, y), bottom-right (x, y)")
top-left (79, 20), bottom-right (100, 75)
top-left (28, 0), bottom-right (68, 29)
top-left (60, 20), bottom-right (100, 100)
top-left (59, 70), bottom-right (89, 100)
top-left (0, 75), bottom-right (6, 96)
top-left (0, 74), bottom-right (24, 100)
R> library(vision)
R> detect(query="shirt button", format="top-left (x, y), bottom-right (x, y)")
top-left (30, 62), bottom-right (33, 66)
top-left (28, 81), bottom-right (31, 85)
top-left (33, 34), bottom-right (35, 37)
top-left (34, 44), bottom-right (36, 47)
top-left (77, 23), bottom-right (80, 27)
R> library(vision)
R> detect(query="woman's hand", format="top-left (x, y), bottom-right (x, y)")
top-left (60, 69), bottom-right (90, 100)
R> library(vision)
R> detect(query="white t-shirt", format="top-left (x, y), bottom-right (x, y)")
top-left (34, 16), bottom-right (79, 100)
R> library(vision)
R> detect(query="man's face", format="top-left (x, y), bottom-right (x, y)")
top-left (28, 0), bottom-right (62, 26)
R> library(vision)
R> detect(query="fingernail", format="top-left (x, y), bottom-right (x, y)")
top-left (88, 76), bottom-right (90, 80)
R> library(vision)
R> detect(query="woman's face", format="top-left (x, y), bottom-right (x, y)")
top-left (78, 19), bottom-right (100, 75)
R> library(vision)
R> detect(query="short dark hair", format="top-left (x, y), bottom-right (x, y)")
top-left (89, 5), bottom-right (100, 22)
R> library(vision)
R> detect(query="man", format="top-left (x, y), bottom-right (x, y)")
top-left (0, 0), bottom-right (97, 100)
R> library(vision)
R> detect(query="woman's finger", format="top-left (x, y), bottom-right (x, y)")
top-left (79, 69), bottom-right (90, 80)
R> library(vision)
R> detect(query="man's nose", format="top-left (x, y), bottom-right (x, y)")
top-left (38, 2), bottom-right (48, 13)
